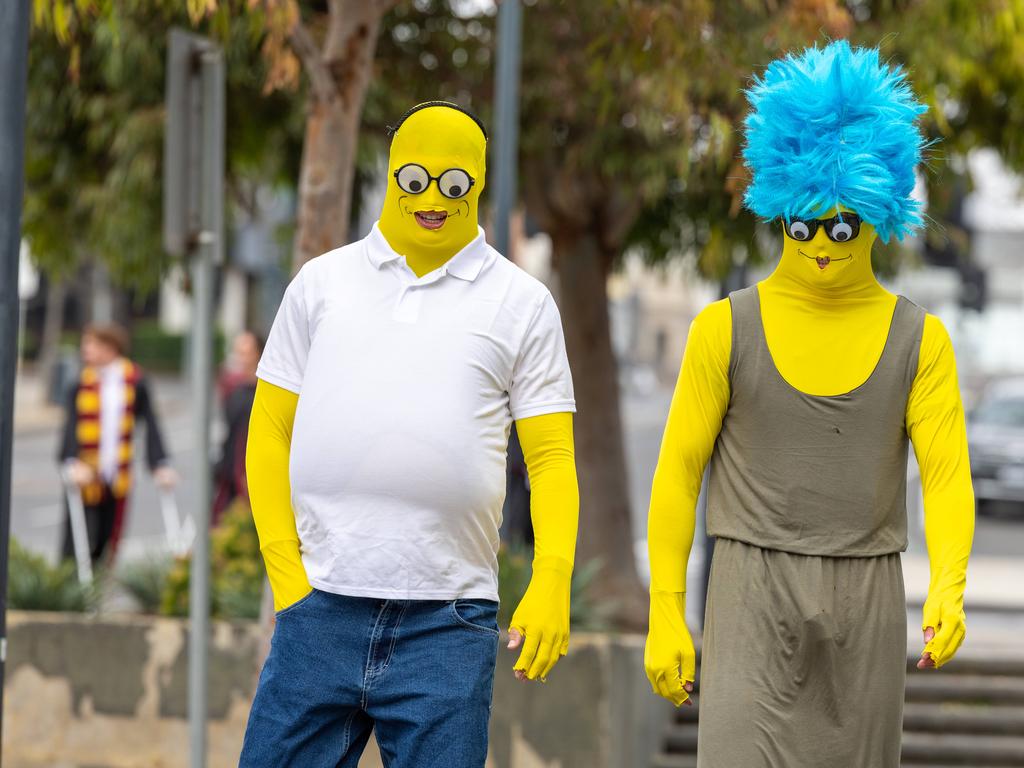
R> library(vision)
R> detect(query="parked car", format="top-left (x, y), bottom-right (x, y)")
top-left (968, 378), bottom-right (1024, 516)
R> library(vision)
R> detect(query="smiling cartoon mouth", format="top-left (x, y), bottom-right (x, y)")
top-left (799, 249), bottom-right (853, 270)
top-left (414, 211), bottom-right (448, 230)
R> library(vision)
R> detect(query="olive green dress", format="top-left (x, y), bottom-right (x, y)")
top-left (698, 285), bottom-right (925, 767)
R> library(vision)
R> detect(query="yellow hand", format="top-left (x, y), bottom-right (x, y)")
top-left (908, 315), bottom-right (974, 670)
top-left (508, 557), bottom-right (572, 681)
top-left (920, 597), bottom-right (966, 669)
top-left (509, 412), bottom-right (579, 681)
top-left (246, 379), bottom-right (312, 612)
top-left (644, 590), bottom-right (696, 706)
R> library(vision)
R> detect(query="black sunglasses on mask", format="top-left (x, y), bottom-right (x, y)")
top-left (782, 213), bottom-right (862, 243)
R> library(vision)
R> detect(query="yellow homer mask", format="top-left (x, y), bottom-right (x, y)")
top-left (378, 102), bottom-right (487, 276)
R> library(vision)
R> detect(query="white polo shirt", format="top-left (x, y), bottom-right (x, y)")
top-left (257, 223), bottom-right (576, 601)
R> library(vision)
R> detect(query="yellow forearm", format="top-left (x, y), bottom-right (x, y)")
top-left (516, 411), bottom-right (579, 571)
top-left (247, 379), bottom-right (311, 612)
top-left (644, 301), bottom-right (730, 705)
top-left (507, 411), bottom-right (578, 679)
top-left (907, 315), bottom-right (974, 667)
top-left (647, 300), bottom-right (731, 595)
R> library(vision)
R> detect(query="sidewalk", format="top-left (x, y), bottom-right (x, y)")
top-left (11, 369), bottom-right (63, 435)
top-left (903, 552), bottom-right (1024, 613)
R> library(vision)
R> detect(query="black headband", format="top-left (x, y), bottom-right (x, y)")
top-left (387, 101), bottom-right (488, 141)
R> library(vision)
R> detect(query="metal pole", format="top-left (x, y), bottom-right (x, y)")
top-left (188, 48), bottom-right (223, 768)
top-left (491, 0), bottom-right (522, 258)
top-left (0, 0), bottom-right (31, 748)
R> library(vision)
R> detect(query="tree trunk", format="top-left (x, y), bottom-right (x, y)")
top-left (552, 228), bottom-right (647, 630)
top-left (290, 1), bottom-right (396, 271)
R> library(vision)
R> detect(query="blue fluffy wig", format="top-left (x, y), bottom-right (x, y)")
top-left (742, 41), bottom-right (928, 242)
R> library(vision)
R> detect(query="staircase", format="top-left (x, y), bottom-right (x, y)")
top-left (651, 652), bottom-right (1024, 768)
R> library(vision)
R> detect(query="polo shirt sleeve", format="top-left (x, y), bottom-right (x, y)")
top-left (256, 267), bottom-right (312, 394)
top-left (509, 292), bottom-right (576, 420)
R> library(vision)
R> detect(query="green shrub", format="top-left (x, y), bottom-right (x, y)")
top-left (7, 539), bottom-right (97, 612)
top-left (131, 321), bottom-right (226, 373)
top-left (131, 321), bottom-right (185, 373)
top-left (117, 555), bottom-right (174, 614)
top-left (161, 498), bottom-right (264, 620)
top-left (497, 544), bottom-right (609, 631)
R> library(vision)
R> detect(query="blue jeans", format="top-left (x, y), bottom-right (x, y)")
top-left (239, 589), bottom-right (499, 768)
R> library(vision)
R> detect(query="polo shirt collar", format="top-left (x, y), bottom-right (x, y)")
top-left (366, 222), bottom-right (489, 282)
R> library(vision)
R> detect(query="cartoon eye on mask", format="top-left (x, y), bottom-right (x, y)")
top-left (783, 213), bottom-right (862, 243)
top-left (394, 163), bottom-right (476, 199)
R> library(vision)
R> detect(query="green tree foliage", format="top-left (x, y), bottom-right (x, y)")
top-left (27, 2), bottom-right (303, 291)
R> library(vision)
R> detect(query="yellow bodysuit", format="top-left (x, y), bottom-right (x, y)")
top-left (247, 102), bottom-right (579, 683)
top-left (645, 218), bottom-right (974, 705)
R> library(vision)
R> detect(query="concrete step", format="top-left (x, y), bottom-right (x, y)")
top-left (906, 656), bottom-right (1024, 677)
top-left (662, 723), bottom-right (699, 754)
top-left (650, 752), bottom-right (698, 768)
top-left (903, 702), bottom-right (1024, 735)
top-left (906, 674), bottom-right (1024, 705)
top-left (901, 732), bottom-right (1024, 766)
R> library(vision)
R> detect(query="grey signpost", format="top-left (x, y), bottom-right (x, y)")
top-left (164, 29), bottom-right (224, 768)
top-left (0, 0), bottom-right (30, 749)
top-left (492, 0), bottom-right (523, 259)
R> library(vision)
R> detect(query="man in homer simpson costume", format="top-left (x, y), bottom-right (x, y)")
top-left (239, 102), bottom-right (579, 767)
top-left (645, 42), bottom-right (974, 765)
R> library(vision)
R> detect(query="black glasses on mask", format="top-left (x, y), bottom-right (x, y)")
top-left (393, 163), bottom-right (475, 199)
top-left (783, 213), bottom-right (862, 243)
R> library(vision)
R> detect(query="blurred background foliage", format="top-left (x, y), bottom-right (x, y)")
top-left (27, 0), bottom-right (1024, 285)
top-left (161, 499), bottom-right (265, 620)
top-left (7, 539), bottom-right (98, 612)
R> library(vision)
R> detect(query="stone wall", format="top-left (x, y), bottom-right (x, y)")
top-left (2, 611), bottom-right (669, 768)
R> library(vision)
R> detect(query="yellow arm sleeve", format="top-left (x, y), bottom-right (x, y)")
top-left (907, 314), bottom-right (975, 668)
top-left (246, 378), bottom-right (312, 612)
top-left (645, 299), bottom-right (731, 705)
top-left (508, 411), bottom-right (579, 680)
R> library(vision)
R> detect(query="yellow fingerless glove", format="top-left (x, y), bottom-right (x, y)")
top-left (509, 412), bottom-right (579, 681)
top-left (509, 555), bottom-right (573, 681)
top-left (644, 590), bottom-right (696, 706)
top-left (247, 379), bottom-right (312, 612)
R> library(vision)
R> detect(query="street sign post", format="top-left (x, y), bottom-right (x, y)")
top-left (0, 0), bottom-right (31, 751)
top-left (491, 0), bottom-right (523, 259)
top-left (164, 28), bottom-right (224, 768)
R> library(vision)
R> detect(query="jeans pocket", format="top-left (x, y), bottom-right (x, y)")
top-left (274, 588), bottom-right (318, 619)
top-left (450, 599), bottom-right (500, 636)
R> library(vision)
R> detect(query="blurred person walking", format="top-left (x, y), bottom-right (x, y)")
top-left (58, 324), bottom-right (177, 564)
top-left (212, 330), bottom-right (264, 525)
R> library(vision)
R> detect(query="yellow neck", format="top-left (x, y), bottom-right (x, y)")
top-left (378, 226), bottom-right (475, 278)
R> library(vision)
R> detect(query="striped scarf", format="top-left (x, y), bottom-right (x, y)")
top-left (76, 360), bottom-right (139, 504)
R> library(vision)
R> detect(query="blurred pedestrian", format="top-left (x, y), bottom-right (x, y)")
top-left (212, 330), bottom-right (264, 525)
top-left (58, 323), bottom-right (177, 565)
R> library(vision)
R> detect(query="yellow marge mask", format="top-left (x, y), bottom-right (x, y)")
top-left (378, 103), bottom-right (487, 276)
top-left (779, 208), bottom-right (879, 290)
